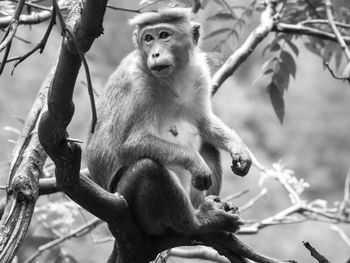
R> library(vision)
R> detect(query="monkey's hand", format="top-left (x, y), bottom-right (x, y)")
top-left (190, 160), bottom-right (213, 191)
top-left (231, 145), bottom-right (251, 177)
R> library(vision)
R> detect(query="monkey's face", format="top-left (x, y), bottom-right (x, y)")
top-left (139, 25), bottom-right (192, 78)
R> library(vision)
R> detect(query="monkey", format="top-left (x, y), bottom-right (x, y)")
top-left (86, 7), bottom-right (252, 236)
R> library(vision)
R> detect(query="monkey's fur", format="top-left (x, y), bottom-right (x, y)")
top-left (86, 8), bottom-right (251, 236)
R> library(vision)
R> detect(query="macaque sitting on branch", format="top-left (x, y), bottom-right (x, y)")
top-left (86, 7), bottom-right (251, 236)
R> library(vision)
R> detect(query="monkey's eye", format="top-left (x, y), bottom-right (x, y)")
top-left (159, 31), bottom-right (170, 39)
top-left (144, 34), bottom-right (154, 42)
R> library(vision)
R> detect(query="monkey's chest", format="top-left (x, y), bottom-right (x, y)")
top-left (158, 119), bottom-right (201, 152)
top-left (158, 119), bottom-right (201, 195)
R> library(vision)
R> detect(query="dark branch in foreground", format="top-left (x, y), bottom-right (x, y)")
top-left (303, 242), bottom-right (330, 263)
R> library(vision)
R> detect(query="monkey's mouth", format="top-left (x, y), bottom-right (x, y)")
top-left (151, 64), bottom-right (171, 72)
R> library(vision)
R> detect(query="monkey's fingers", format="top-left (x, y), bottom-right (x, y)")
top-left (231, 153), bottom-right (251, 177)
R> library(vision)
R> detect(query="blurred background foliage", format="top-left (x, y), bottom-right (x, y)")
top-left (0, 0), bottom-right (350, 262)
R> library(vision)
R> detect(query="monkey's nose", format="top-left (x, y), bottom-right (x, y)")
top-left (152, 53), bottom-right (160, 58)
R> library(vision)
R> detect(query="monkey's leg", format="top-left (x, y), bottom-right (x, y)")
top-left (190, 142), bottom-right (222, 208)
top-left (114, 158), bottom-right (241, 236)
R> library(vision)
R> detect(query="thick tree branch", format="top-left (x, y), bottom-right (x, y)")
top-left (274, 22), bottom-right (350, 43)
top-left (0, 65), bottom-right (53, 262)
top-left (300, 19), bottom-right (350, 30)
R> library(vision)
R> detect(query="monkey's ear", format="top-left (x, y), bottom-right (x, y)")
top-left (132, 29), bottom-right (140, 48)
top-left (191, 22), bottom-right (200, 46)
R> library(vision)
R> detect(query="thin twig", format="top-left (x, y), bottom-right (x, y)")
top-left (106, 5), bottom-right (141, 13)
top-left (9, 0), bottom-right (51, 11)
top-left (330, 225), bottom-right (350, 247)
top-left (0, 42), bottom-right (12, 74)
top-left (324, 61), bottom-right (345, 80)
top-left (223, 189), bottom-right (249, 202)
top-left (0, 0), bottom-right (25, 52)
top-left (304, 0), bottom-right (322, 19)
top-left (240, 188), bottom-right (267, 212)
top-left (170, 247), bottom-right (229, 263)
top-left (10, 5), bottom-right (56, 74)
top-left (325, 0), bottom-right (350, 81)
top-left (23, 218), bottom-right (102, 263)
top-left (344, 166), bottom-right (350, 202)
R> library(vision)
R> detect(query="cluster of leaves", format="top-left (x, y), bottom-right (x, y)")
top-left (257, 0), bottom-right (350, 122)
top-left (259, 34), bottom-right (298, 123)
top-left (204, 0), bottom-right (257, 53)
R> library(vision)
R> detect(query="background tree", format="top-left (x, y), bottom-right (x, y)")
top-left (0, 0), bottom-right (350, 262)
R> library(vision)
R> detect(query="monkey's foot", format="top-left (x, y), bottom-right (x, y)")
top-left (195, 195), bottom-right (243, 234)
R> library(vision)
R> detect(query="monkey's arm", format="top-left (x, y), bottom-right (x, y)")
top-left (119, 133), bottom-right (213, 190)
top-left (200, 114), bottom-right (251, 176)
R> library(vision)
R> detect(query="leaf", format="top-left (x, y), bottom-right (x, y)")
top-left (270, 42), bottom-right (281, 52)
top-left (322, 42), bottom-right (334, 63)
top-left (280, 51), bottom-right (296, 78)
top-left (277, 63), bottom-right (291, 90)
top-left (285, 38), bottom-right (299, 56)
top-left (267, 82), bottom-right (285, 124)
top-left (201, 0), bottom-right (210, 9)
top-left (262, 44), bottom-right (271, 57)
top-left (263, 68), bottom-right (274, 75)
top-left (203, 28), bottom-right (232, 40)
top-left (261, 57), bottom-right (277, 71)
top-left (207, 12), bottom-right (236, 21)
top-left (211, 0), bottom-right (225, 8)
top-left (335, 48), bottom-right (343, 70)
top-left (304, 42), bottom-right (321, 57)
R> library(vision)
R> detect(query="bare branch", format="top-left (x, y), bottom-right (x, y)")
top-left (274, 23), bottom-right (350, 44)
top-left (0, 0), bottom-right (67, 29)
top-left (10, 5), bottom-right (56, 73)
top-left (223, 189), bottom-right (249, 202)
top-left (0, 0), bottom-right (25, 52)
top-left (106, 5), bottom-right (141, 13)
top-left (303, 241), bottom-right (330, 263)
top-left (240, 188), bottom-right (267, 212)
top-left (170, 247), bottom-right (229, 263)
top-left (300, 19), bottom-right (350, 30)
top-left (24, 218), bottom-right (102, 263)
top-left (324, 61), bottom-right (345, 80)
top-left (330, 225), bottom-right (350, 248)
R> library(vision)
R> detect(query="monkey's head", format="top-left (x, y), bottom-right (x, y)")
top-left (130, 8), bottom-right (200, 78)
